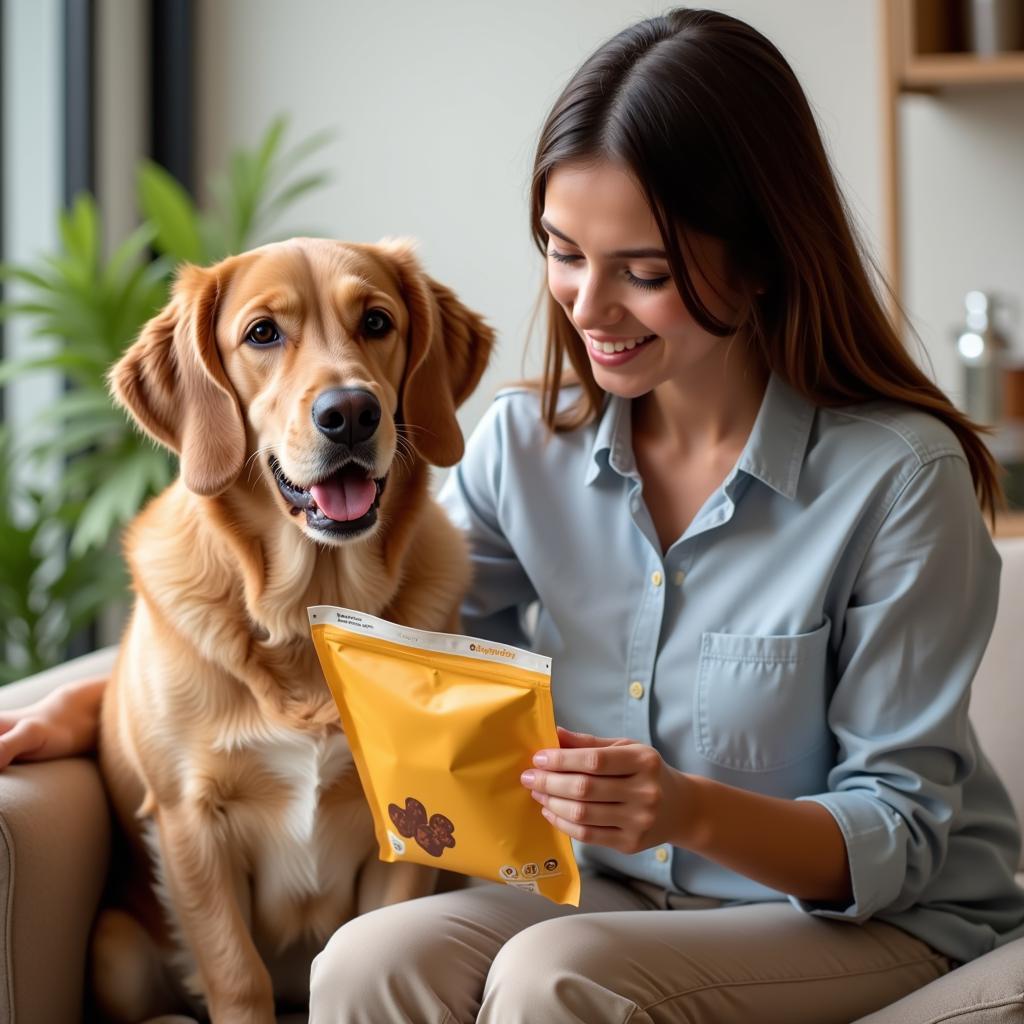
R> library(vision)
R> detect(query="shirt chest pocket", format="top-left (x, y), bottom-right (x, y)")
top-left (694, 620), bottom-right (832, 772)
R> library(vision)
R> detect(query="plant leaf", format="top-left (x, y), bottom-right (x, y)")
top-left (279, 127), bottom-right (334, 179)
top-left (262, 172), bottom-right (332, 229)
top-left (103, 222), bottom-right (158, 288)
top-left (137, 162), bottom-right (204, 264)
top-left (33, 390), bottom-right (121, 426)
top-left (254, 115), bottom-right (288, 181)
top-left (69, 452), bottom-right (154, 554)
top-left (0, 265), bottom-right (62, 292)
top-left (29, 420), bottom-right (124, 463)
top-left (59, 195), bottom-right (101, 274)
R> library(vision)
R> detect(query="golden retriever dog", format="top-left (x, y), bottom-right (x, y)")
top-left (91, 237), bottom-right (494, 1023)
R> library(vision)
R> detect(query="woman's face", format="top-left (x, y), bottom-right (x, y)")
top-left (543, 159), bottom-right (744, 399)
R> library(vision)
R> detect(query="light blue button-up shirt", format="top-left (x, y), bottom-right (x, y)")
top-left (437, 372), bottom-right (1024, 963)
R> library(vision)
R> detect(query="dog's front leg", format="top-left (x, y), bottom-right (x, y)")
top-left (154, 803), bottom-right (275, 1024)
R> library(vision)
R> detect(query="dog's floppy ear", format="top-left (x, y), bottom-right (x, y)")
top-left (109, 259), bottom-right (245, 496)
top-left (379, 238), bottom-right (495, 467)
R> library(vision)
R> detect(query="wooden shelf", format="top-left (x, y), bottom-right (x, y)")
top-left (901, 51), bottom-right (1024, 89)
top-left (879, 0), bottom-right (1024, 303)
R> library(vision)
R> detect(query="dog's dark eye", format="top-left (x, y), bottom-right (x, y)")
top-left (246, 319), bottom-right (281, 347)
top-left (362, 309), bottom-right (393, 339)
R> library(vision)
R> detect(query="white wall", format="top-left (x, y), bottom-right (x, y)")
top-left (196, 0), bottom-right (886, 437)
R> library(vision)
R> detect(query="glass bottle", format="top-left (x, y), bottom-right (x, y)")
top-left (954, 291), bottom-right (1008, 425)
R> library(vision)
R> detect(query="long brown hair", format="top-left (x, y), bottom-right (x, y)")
top-left (530, 8), bottom-right (1003, 520)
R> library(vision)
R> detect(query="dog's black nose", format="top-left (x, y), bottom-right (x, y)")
top-left (312, 388), bottom-right (381, 446)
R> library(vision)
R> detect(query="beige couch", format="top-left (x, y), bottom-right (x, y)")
top-left (1, 539), bottom-right (1022, 1023)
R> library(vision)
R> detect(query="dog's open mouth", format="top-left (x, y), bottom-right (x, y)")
top-left (269, 456), bottom-right (386, 536)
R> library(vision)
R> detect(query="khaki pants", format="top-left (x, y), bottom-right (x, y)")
top-left (308, 875), bottom-right (952, 1023)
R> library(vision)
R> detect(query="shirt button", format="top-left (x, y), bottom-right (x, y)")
top-left (628, 681), bottom-right (645, 700)
top-left (655, 847), bottom-right (670, 863)
top-left (674, 570), bottom-right (685, 586)
top-left (651, 570), bottom-right (663, 588)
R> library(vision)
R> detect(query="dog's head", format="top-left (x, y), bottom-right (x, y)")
top-left (110, 237), bottom-right (494, 544)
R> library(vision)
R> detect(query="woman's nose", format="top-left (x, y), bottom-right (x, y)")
top-left (572, 269), bottom-right (620, 330)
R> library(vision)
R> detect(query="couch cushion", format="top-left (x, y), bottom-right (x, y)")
top-left (971, 537), bottom-right (1024, 873)
top-left (853, 935), bottom-right (1024, 1023)
top-left (0, 760), bottom-right (110, 1024)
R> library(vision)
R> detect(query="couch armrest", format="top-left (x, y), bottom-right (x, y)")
top-left (0, 758), bottom-right (111, 1024)
top-left (0, 647), bottom-right (118, 713)
top-left (855, 935), bottom-right (1024, 1022)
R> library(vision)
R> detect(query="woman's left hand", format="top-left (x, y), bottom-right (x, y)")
top-left (520, 726), bottom-right (691, 854)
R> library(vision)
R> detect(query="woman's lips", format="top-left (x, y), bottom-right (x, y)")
top-left (585, 331), bottom-right (657, 366)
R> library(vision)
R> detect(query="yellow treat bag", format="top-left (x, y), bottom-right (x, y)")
top-left (308, 606), bottom-right (580, 906)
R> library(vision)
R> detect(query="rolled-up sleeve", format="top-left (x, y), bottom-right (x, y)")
top-left (437, 397), bottom-right (537, 646)
top-left (791, 452), bottom-right (1001, 923)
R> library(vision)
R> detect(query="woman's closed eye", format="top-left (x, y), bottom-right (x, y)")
top-left (547, 248), bottom-right (581, 266)
top-left (625, 270), bottom-right (671, 291)
top-left (547, 249), bottom-right (670, 291)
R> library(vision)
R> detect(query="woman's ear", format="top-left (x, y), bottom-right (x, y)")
top-left (378, 238), bottom-right (495, 467)
top-left (108, 259), bottom-right (246, 496)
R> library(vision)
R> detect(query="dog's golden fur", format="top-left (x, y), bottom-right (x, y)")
top-left (92, 238), bottom-right (494, 1023)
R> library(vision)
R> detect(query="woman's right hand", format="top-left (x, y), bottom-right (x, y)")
top-left (0, 676), bottom-right (106, 769)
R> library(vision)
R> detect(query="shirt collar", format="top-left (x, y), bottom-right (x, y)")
top-left (585, 391), bottom-right (636, 485)
top-left (734, 373), bottom-right (815, 499)
top-left (584, 372), bottom-right (816, 500)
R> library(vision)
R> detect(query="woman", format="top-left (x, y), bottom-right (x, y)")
top-left (4, 9), bottom-right (1024, 1022)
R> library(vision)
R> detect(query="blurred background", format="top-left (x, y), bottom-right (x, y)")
top-left (1, 0), bottom-right (1023, 675)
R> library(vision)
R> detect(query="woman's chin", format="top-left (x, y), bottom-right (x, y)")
top-left (588, 359), bottom-right (661, 399)
top-left (593, 375), bottom-right (653, 400)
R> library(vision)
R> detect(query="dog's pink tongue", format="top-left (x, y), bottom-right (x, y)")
top-left (310, 473), bottom-right (376, 522)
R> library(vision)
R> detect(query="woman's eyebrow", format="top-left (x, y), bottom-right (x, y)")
top-left (540, 217), bottom-right (666, 259)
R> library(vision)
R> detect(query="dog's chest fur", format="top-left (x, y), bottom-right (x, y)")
top-left (244, 725), bottom-right (362, 914)
top-left (146, 722), bottom-right (375, 990)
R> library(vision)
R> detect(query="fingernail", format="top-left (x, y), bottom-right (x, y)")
top-left (533, 752), bottom-right (549, 767)
top-left (520, 770), bottom-right (536, 786)
top-left (541, 808), bottom-right (554, 821)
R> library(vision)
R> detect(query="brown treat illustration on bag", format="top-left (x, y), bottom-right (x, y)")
top-left (413, 812), bottom-right (457, 857)
top-left (388, 797), bottom-right (457, 858)
top-left (429, 813), bottom-right (455, 846)
top-left (413, 823), bottom-right (442, 856)
top-left (388, 797), bottom-right (427, 839)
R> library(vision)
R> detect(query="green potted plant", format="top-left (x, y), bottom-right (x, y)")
top-left (0, 117), bottom-right (332, 681)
